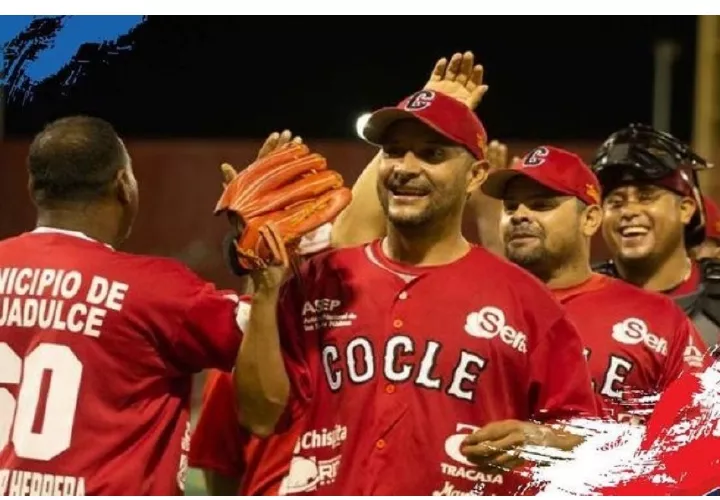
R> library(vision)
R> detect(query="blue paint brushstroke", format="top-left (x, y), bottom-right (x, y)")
top-left (1, 15), bottom-right (145, 104)
top-left (0, 15), bottom-right (37, 80)
top-left (0, 16), bottom-right (36, 47)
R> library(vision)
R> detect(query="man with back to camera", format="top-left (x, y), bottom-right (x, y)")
top-left (590, 124), bottom-right (720, 348)
top-left (481, 146), bottom-right (708, 429)
top-left (232, 51), bottom-right (600, 496)
top-left (0, 117), bottom-right (349, 496)
top-left (0, 116), bottom-right (256, 496)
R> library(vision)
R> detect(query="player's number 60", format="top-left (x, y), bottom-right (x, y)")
top-left (0, 342), bottom-right (82, 461)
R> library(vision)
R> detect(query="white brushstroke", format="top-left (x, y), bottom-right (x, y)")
top-left (473, 360), bottom-right (720, 495)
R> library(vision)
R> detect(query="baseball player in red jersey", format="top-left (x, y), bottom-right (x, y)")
top-left (191, 370), bottom-right (242, 494)
top-left (590, 125), bottom-right (720, 347)
top-left (234, 52), bottom-right (599, 496)
top-left (482, 146), bottom-right (708, 426)
top-left (191, 130), bottom-right (338, 495)
top-left (0, 117), bottom-right (250, 496)
top-left (190, 369), bottom-right (307, 495)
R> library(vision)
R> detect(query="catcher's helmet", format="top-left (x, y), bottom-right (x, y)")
top-left (591, 124), bottom-right (713, 247)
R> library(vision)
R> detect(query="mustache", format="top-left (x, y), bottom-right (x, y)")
top-left (385, 172), bottom-right (432, 192)
top-left (505, 225), bottom-right (544, 239)
top-left (385, 181), bottom-right (432, 193)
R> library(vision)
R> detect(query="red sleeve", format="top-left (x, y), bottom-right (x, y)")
top-left (115, 256), bottom-right (248, 375)
top-left (189, 370), bottom-right (249, 477)
top-left (528, 314), bottom-right (600, 422)
top-left (660, 315), bottom-right (711, 389)
top-left (170, 285), bottom-right (249, 373)
top-left (274, 276), bottom-right (317, 430)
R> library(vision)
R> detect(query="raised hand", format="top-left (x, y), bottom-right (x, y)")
top-left (220, 130), bottom-right (303, 187)
top-left (486, 140), bottom-right (519, 172)
top-left (255, 130), bottom-right (303, 161)
top-left (424, 51), bottom-right (488, 110)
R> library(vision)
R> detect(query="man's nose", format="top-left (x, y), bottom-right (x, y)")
top-left (392, 151), bottom-right (422, 174)
top-left (510, 203), bottom-right (533, 224)
top-left (618, 199), bottom-right (643, 220)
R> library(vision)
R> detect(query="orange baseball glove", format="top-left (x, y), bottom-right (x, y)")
top-left (215, 143), bottom-right (352, 271)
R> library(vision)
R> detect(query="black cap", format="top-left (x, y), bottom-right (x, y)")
top-left (591, 124), bottom-right (712, 247)
top-left (592, 124), bottom-right (710, 182)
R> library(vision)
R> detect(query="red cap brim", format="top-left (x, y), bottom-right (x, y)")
top-left (363, 107), bottom-right (471, 154)
top-left (481, 170), bottom-right (527, 199)
top-left (481, 168), bottom-right (579, 201)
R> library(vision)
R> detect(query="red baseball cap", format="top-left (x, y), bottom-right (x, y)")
top-left (704, 195), bottom-right (720, 241)
top-left (481, 146), bottom-right (602, 206)
top-left (362, 89), bottom-right (487, 160)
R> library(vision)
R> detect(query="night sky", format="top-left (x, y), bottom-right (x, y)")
top-left (5, 16), bottom-right (699, 142)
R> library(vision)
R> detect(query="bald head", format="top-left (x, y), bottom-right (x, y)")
top-left (28, 116), bottom-right (128, 206)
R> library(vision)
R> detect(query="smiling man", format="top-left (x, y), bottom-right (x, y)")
top-left (232, 52), bottom-right (599, 496)
top-left (590, 124), bottom-right (720, 347)
top-left (481, 146), bottom-right (707, 430)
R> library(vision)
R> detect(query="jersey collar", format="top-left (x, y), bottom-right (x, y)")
top-left (31, 226), bottom-right (115, 250)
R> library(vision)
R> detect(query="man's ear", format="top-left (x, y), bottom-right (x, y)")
top-left (115, 168), bottom-right (131, 206)
top-left (467, 159), bottom-right (490, 194)
top-left (581, 203), bottom-right (603, 237)
top-left (680, 196), bottom-right (698, 225)
top-left (26, 177), bottom-right (39, 207)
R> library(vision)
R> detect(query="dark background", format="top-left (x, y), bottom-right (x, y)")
top-left (0, 15), bottom-right (704, 288)
top-left (0, 17), bottom-right (706, 494)
top-left (4, 16), bottom-right (699, 142)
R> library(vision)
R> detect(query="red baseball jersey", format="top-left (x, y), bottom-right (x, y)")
top-left (553, 273), bottom-right (709, 424)
top-left (272, 240), bottom-right (599, 496)
top-left (0, 229), bottom-right (244, 496)
top-left (189, 369), bottom-right (302, 495)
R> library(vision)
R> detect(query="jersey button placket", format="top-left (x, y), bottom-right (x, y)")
top-left (385, 289), bottom-right (410, 399)
top-left (392, 286), bottom-right (411, 330)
